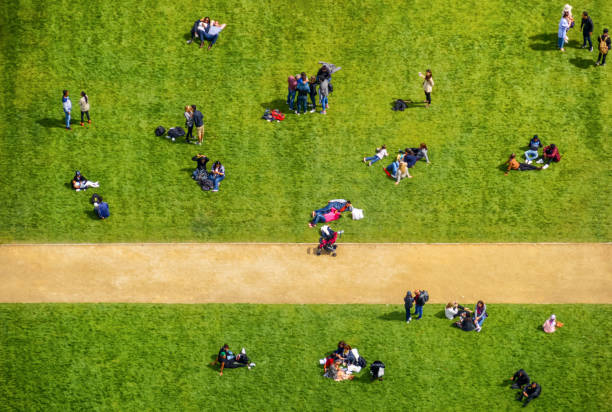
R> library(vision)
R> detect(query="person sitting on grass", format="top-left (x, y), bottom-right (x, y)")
top-left (445, 302), bottom-right (471, 319)
top-left (542, 314), bottom-right (564, 333)
top-left (540, 144), bottom-right (560, 167)
top-left (524, 135), bottom-right (543, 164)
top-left (517, 382), bottom-right (541, 407)
top-left (312, 200), bottom-right (352, 217)
top-left (187, 17), bottom-right (209, 44)
top-left (406, 143), bottom-right (430, 163)
top-left (385, 159), bottom-right (400, 180)
top-left (309, 208), bottom-right (342, 227)
top-left (363, 144), bottom-right (388, 166)
top-left (191, 153), bottom-right (209, 180)
top-left (92, 195), bottom-right (110, 220)
top-left (210, 160), bottom-right (225, 192)
top-left (212, 344), bottom-right (255, 376)
top-left (474, 300), bottom-right (488, 332)
top-left (324, 358), bottom-right (354, 381)
top-left (72, 170), bottom-right (99, 191)
top-left (395, 160), bottom-right (412, 184)
top-left (454, 312), bottom-right (477, 331)
top-left (505, 153), bottom-right (543, 175)
top-left (511, 369), bottom-right (531, 389)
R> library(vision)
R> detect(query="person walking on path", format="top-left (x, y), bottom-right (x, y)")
top-left (192, 105), bottom-right (204, 145)
top-left (596, 28), bottom-right (610, 66)
top-left (558, 11), bottom-right (570, 51)
top-left (418, 70), bottom-right (434, 108)
top-left (62, 90), bottom-right (72, 130)
top-left (580, 11), bottom-right (594, 51)
top-left (79, 91), bottom-right (91, 126)
top-left (184, 105), bottom-right (194, 143)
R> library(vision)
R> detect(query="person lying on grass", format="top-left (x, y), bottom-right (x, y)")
top-left (211, 344), bottom-right (255, 376)
top-left (511, 369), bottom-right (530, 389)
top-left (324, 358), bottom-right (354, 381)
top-left (517, 382), bottom-right (541, 407)
top-left (309, 208), bottom-right (342, 227)
top-left (542, 314), bottom-right (564, 333)
top-left (454, 312), bottom-right (477, 331)
top-left (200, 20), bottom-right (226, 50)
top-left (445, 302), bottom-right (471, 319)
top-left (72, 170), bottom-right (99, 191)
top-left (404, 143), bottom-right (430, 164)
top-left (505, 153), bottom-right (545, 175)
top-left (363, 144), bottom-right (388, 166)
top-left (187, 17), bottom-right (210, 44)
top-left (312, 200), bottom-right (352, 217)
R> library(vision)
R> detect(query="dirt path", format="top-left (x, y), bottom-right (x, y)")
top-left (0, 243), bottom-right (610, 304)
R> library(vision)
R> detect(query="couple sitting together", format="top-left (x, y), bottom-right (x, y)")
top-left (309, 199), bottom-right (352, 227)
top-left (211, 344), bottom-right (255, 376)
top-left (321, 341), bottom-right (367, 381)
top-left (187, 17), bottom-right (227, 50)
top-left (191, 154), bottom-right (225, 192)
top-left (71, 170), bottom-right (99, 192)
top-left (446, 300), bottom-right (488, 332)
top-left (363, 143), bottom-right (430, 184)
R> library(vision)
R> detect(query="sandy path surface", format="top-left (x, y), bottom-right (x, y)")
top-left (0, 243), bottom-right (610, 304)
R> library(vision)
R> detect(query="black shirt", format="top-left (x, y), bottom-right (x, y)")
top-left (461, 317), bottom-right (476, 331)
top-left (513, 369), bottom-right (530, 386)
top-left (193, 110), bottom-right (204, 127)
top-left (581, 17), bottom-right (594, 34)
top-left (525, 383), bottom-right (541, 399)
top-left (192, 155), bottom-right (209, 171)
top-left (404, 294), bottom-right (414, 308)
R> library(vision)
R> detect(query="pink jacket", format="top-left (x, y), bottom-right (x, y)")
top-left (542, 319), bottom-right (556, 333)
top-left (323, 208), bottom-right (341, 223)
top-left (288, 76), bottom-right (297, 91)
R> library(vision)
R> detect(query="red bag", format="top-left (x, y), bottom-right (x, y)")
top-left (270, 109), bottom-right (285, 121)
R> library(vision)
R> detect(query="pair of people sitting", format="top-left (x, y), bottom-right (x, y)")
top-left (71, 170), bottom-right (99, 192)
top-left (310, 199), bottom-right (352, 227)
top-left (510, 369), bottom-right (541, 407)
top-left (383, 144), bottom-right (430, 184)
top-left (187, 17), bottom-right (226, 50)
top-left (452, 300), bottom-right (487, 332)
top-left (191, 154), bottom-right (225, 192)
top-left (211, 344), bottom-right (255, 376)
top-left (524, 135), bottom-right (561, 165)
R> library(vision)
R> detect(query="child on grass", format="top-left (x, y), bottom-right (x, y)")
top-left (363, 145), bottom-right (388, 166)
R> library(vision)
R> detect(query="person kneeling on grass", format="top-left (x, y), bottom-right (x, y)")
top-left (309, 208), bottom-right (342, 227)
top-left (212, 344), bottom-right (255, 376)
top-left (93, 198), bottom-right (110, 220)
top-left (72, 170), bottom-right (99, 192)
top-left (505, 153), bottom-right (544, 175)
top-left (542, 314), bottom-right (564, 333)
top-left (363, 144), bottom-right (388, 166)
top-left (511, 369), bottom-right (530, 389)
top-left (517, 382), bottom-right (541, 407)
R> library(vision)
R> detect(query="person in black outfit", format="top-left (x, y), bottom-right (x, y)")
top-left (518, 382), bottom-right (541, 407)
top-left (511, 369), bottom-right (530, 389)
top-left (581, 11), bottom-right (594, 51)
top-left (211, 344), bottom-right (253, 376)
top-left (192, 105), bottom-right (205, 145)
top-left (596, 29), bottom-right (611, 67)
top-left (191, 154), bottom-right (209, 180)
top-left (308, 76), bottom-right (318, 113)
top-left (404, 291), bottom-right (414, 323)
top-left (454, 312), bottom-right (477, 331)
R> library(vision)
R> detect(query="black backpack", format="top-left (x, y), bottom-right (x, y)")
top-left (419, 290), bottom-right (429, 304)
top-left (168, 127), bottom-right (186, 138)
top-left (200, 178), bottom-right (214, 191)
top-left (155, 126), bottom-right (166, 136)
top-left (393, 99), bottom-right (407, 111)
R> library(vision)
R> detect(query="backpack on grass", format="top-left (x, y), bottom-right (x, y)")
top-left (392, 99), bottom-right (407, 111)
top-left (155, 126), bottom-right (166, 136)
top-left (370, 360), bottom-right (385, 380)
top-left (270, 109), bottom-right (285, 121)
top-left (200, 178), bottom-right (214, 191)
top-left (168, 127), bottom-right (186, 138)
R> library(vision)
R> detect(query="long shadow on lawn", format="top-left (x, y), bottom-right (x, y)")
top-left (569, 57), bottom-right (594, 69)
top-left (37, 117), bottom-right (69, 129)
top-left (389, 99), bottom-right (426, 110)
top-left (378, 311), bottom-right (404, 321)
top-left (529, 33), bottom-right (581, 51)
top-left (260, 99), bottom-right (288, 110)
top-left (85, 209), bottom-right (99, 220)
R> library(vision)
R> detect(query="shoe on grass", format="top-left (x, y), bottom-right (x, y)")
top-left (536, 159), bottom-right (544, 164)
top-left (589, 47), bottom-right (593, 52)
top-left (542, 164), bottom-right (549, 169)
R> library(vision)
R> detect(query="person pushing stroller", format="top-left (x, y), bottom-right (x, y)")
top-left (316, 225), bottom-right (343, 256)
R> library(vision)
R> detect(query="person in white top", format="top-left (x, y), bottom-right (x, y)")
top-left (445, 302), bottom-right (471, 320)
top-left (418, 70), bottom-right (434, 108)
top-left (79, 91), bottom-right (91, 126)
top-left (363, 144), bottom-right (389, 166)
top-left (562, 4), bottom-right (574, 43)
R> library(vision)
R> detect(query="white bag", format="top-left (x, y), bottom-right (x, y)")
top-left (352, 208), bottom-right (364, 220)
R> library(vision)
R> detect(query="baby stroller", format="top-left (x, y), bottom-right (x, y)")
top-left (317, 225), bottom-right (343, 257)
top-left (370, 360), bottom-right (385, 381)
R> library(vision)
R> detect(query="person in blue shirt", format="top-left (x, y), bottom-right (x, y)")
top-left (94, 200), bottom-right (110, 219)
top-left (524, 135), bottom-right (543, 164)
top-left (62, 90), bottom-right (72, 130)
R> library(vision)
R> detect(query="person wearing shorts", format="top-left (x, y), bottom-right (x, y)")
top-left (192, 105), bottom-right (204, 145)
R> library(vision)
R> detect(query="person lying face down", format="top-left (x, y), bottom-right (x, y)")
top-left (309, 208), bottom-right (342, 227)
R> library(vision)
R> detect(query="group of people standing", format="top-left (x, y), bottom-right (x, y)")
top-left (61, 90), bottom-right (91, 130)
top-left (287, 62), bottom-right (339, 115)
top-left (183, 105), bottom-right (205, 145)
top-left (558, 5), bottom-right (610, 66)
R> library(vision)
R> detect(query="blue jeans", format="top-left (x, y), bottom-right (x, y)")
top-left (524, 150), bottom-right (538, 161)
top-left (386, 162), bottom-right (398, 177)
top-left (311, 214), bottom-right (326, 225)
top-left (320, 95), bottom-right (328, 110)
top-left (557, 36), bottom-right (565, 49)
top-left (414, 305), bottom-right (423, 319)
top-left (212, 175), bottom-right (224, 190)
top-left (404, 305), bottom-right (412, 321)
top-left (64, 110), bottom-right (70, 128)
top-left (199, 31), bottom-right (218, 45)
top-left (309, 93), bottom-right (317, 109)
top-left (314, 201), bottom-right (345, 215)
top-left (287, 89), bottom-right (296, 110)
top-left (297, 96), bottom-right (307, 113)
top-left (582, 33), bottom-right (592, 48)
top-left (476, 315), bottom-right (486, 327)
top-left (365, 155), bottom-right (381, 164)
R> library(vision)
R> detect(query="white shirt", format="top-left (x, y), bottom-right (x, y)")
top-left (376, 148), bottom-right (388, 159)
top-left (445, 307), bottom-right (458, 320)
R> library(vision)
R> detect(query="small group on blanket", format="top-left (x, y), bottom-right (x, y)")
top-left (211, 344), bottom-right (255, 376)
top-left (510, 369), bottom-right (542, 407)
top-left (320, 341), bottom-right (367, 381)
top-left (445, 300), bottom-right (488, 332)
top-left (191, 154), bottom-right (225, 192)
top-left (504, 135), bottom-right (561, 174)
top-left (362, 143), bottom-right (430, 184)
top-left (187, 17), bottom-right (227, 50)
top-left (287, 62), bottom-right (340, 115)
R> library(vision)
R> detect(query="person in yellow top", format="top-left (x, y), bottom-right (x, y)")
top-left (504, 153), bottom-right (545, 175)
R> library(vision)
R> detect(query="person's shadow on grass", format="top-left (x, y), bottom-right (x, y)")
top-left (569, 57), bottom-right (594, 69)
top-left (261, 99), bottom-right (288, 110)
top-left (390, 99), bottom-right (426, 110)
top-left (37, 118), bottom-right (68, 129)
top-left (378, 311), bottom-right (405, 321)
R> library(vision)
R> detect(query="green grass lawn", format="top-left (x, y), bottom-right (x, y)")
top-left (0, 304), bottom-right (610, 410)
top-left (0, 0), bottom-right (611, 243)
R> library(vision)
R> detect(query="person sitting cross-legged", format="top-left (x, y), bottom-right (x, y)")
top-left (511, 369), bottom-right (530, 389)
top-left (211, 344), bottom-right (255, 376)
top-left (517, 382), bottom-right (541, 407)
top-left (524, 135), bottom-right (543, 164)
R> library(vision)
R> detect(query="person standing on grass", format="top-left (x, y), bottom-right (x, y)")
top-left (319, 79), bottom-right (329, 114)
top-left (418, 70), bottom-right (434, 108)
top-left (79, 91), bottom-right (91, 126)
top-left (62, 90), bottom-right (72, 130)
top-left (518, 382), bottom-right (541, 407)
top-left (192, 105), bottom-right (204, 145)
top-left (287, 75), bottom-right (297, 111)
top-left (404, 291), bottom-right (414, 323)
top-left (295, 73), bottom-right (309, 115)
top-left (184, 105), bottom-right (194, 143)
top-left (558, 11), bottom-right (570, 51)
top-left (308, 76), bottom-right (318, 113)
top-left (580, 11), bottom-right (594, 51)
top-left (210, 160), bottom-right (225, 192)
top-left (413, 290), bottom-right (425, 320)
top-left (596, 28), bottom-right (610, 66)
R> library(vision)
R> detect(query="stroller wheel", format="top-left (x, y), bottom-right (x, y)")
top-left (316, 248), bottom-right (321, 256)
top-left (331, 252), bottom-right (337, 257)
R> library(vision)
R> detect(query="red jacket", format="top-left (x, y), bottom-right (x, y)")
top-left (543, 145), bottom-right (561, 162)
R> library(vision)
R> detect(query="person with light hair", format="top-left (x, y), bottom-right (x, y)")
top-left (562, 4), bottom-right (575, 43)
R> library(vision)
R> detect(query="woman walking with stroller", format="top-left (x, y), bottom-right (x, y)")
top-left (418, 70), bottom-right (434, 108)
